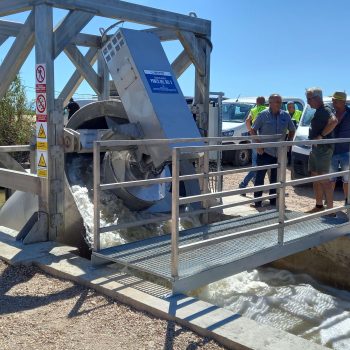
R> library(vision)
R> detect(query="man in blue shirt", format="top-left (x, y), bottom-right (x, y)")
top-left (250, 94), bottom-right (296, 207)
top-left (330, 91), bottom-right (350, 205)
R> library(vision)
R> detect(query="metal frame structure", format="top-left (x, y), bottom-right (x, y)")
top-left (92, 136), bottom-right (350, 291)
top-left (0, 1), bottom-right (212, 242)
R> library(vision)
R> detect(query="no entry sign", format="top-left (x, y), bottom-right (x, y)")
top-left (36, 64), bottom-right (46, 84)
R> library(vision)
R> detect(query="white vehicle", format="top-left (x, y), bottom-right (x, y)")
top-left (221, 97), bottom-right (305, 166)
top-left (291, 97), bottom-right (350, 179)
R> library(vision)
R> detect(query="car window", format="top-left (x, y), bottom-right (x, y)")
top-left (300, 103), bottom-right (350, 126)
top-left (281, 101), bottom-right (304, 112)
top-left (222, 103), bottom-right (253, 123)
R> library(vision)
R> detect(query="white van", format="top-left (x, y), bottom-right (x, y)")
top-left (291, 97), bottom-right (350, 179)
top-left (221, 97), bottom-right (305, 166)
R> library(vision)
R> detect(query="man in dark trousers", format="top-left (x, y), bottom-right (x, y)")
top-left (65, 97), bottom-right (80, 120)
top-left (330, 91), bottom-right (350, 205)
top-left (250, 94), bottom-right (296, 208)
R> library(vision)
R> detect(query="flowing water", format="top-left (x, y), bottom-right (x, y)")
top-left (68, 156), bottom-right (350, 349)
top-left (193, 268), bottom-right (350, 349)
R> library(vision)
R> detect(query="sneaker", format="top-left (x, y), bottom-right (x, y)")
top-left (324, 212), bottom-right (337, 218)
top-left (305, 206), bottom-right (325, 214)
top-left (250, 203), bottom-right (262, 208)
top-left (239, 183), bottom-right (247, 197)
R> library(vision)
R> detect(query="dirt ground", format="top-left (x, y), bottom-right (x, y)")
top-left (0, 261), bottom-right (225, 350)
top-left (222, 165), bottom-right (346, 212)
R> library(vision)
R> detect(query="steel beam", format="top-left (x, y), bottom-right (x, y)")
top-left (0, 19), bottom-right (102, 48)
top-left (58, 47), bottom-right (99, 106)
top-left (0, 168), bottom-right (41, 194)
top-left (46, 0), bottom-right (211, 36)
top-left (177, 31), bottom-right (205, 76)
top-left (54, 11), bottom-right (94, 58)
top-left (0, 0), bottom-right (32, 16)
top-left (171, 50), bottom-right (192, 79)
top-left (64, 44), bottom-right (102, 95)
top-left (144, 27), bottom-right (177, 41)
top-left (0, 35), bottom-right (8, 46)
top-left (0, 20), bottom-right (22, 37)
top-left (0, 11), bottom-right (35, 99)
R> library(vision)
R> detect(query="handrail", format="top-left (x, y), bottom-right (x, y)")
top-left (0, 145), bottom-right (31, 152)
top-left (92, 136), bottom-right (350, 280)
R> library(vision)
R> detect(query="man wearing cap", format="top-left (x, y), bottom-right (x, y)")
top-left (330, 91), bottom-right (350, 205)
top-left (305, 88), bottom-right (338, 214)
top-left (287, 101), bottom-right (302, 127)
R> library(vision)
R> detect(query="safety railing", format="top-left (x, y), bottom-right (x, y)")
top-left (92, 136), bottom-right (350, 280)
top-left (92, 135), bottom-right (280, 251)
top-left (0, 144), bottom-right (41, 195)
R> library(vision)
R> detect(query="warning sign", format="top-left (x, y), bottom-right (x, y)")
top-left (36, 64), bottom-right (46, 84)
top-left (36, 94), bottom-right (47, 114)
top-left (37, 141), bottom-right (48, 151)
top-left (37, 123), bottom-right (47, 139)
top-left (37, 150), bottom-right (48, 178)
top-left (36, 115), bottom-right (47, 123)
top-left (38, 153), bottom-right (47, 167)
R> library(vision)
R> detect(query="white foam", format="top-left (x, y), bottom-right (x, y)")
top-left (194, 268), bottom-right (350, 349)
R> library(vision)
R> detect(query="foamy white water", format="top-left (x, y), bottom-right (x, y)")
top-left (67, 156), bottom-right (200, 248)
top-left (194, 268), bottom-right (350, 349)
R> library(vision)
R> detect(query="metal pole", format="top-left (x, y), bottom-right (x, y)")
top-left (93, 141), bottom-right (101, 252)
top-left (203, 150), bottom-right (210, 224)
top-left (171, 148), bottom-right (180, 279)
top-left (347, 144), bottom-right (350, 220)
top-left (277, 145), bottom-right (287, 244)
top-left (217, 93), bottom-right (224, 194)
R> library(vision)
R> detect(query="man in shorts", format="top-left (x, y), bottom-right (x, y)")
top-left (305, 88), bottom-right (338, 213)
top-left (330, 91), bottom-right (350, 205)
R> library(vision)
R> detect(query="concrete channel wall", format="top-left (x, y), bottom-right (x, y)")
top-left (270, 236), bottom-right (350, 290)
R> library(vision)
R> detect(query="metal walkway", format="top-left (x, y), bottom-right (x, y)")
top-left (92, 209), bottom-right (350, 293)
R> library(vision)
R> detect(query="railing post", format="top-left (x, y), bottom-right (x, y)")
top-left (203, 150), bottom-right (210, 224)
top-left (347, 143), bottom-right (350, 221)
top-left (171, 148), bottom-right (180, 279)
top-left (93, 141), bottom-right (101, 252)
top-left (277, 144), bottom-right (287, 244)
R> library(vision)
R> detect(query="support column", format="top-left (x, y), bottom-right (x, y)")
top-left (98, 52), bottom-right (110, 100)
top-left (35, 4), bottom-right (64, 241)
top-left (194, 38), bottom-right (211, 136)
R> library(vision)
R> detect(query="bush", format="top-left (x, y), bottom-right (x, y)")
top-left (0, 76), bottom-right (35, 163)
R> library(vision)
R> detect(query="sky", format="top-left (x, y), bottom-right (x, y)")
top-left (2, 0), bottom-right (350, 104)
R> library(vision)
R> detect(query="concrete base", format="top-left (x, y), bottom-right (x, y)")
top-left (270, 236), bottom-right (350, 290)
top-left (0, 229), bottom-right (326, 350)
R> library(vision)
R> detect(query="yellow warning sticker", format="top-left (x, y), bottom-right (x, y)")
top-left (37, 124), bottom-right (47, 139)
top-left (38, 153), bottom-right (47, 168)
top-left (37, 141), bottom-right (48, 151)
top-left (37, 169), bottom-right (48, 178)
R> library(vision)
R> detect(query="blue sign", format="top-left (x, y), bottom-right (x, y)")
top-left (144, 70), bottom-right (178, 94)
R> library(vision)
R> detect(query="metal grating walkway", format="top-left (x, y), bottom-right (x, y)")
top-left (92, 210), bottom-right (350, 292)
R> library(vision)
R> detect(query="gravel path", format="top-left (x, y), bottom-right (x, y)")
top-left (0, 261), bottom-right (226, 350)
top-left (222, 166), bottom-right (346, 212)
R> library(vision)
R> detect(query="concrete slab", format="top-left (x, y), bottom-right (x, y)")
top-left (0, 236), bottom-right (327, 350)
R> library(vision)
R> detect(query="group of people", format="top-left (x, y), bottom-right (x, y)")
top-left (238, 89), bottom-right (350, 213)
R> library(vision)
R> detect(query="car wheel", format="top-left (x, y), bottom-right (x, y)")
top-left (234, 149), bottom-right (251, 166)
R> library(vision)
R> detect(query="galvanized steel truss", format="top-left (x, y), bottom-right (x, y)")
top-left (0, 0), bottom-right (211, 242)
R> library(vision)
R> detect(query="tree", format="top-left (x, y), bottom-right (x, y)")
top-left (0, 75), bottom-right (35, 163)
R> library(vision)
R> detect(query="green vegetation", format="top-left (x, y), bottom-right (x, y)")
top-left (0, 75), bottom-right (35, 163)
